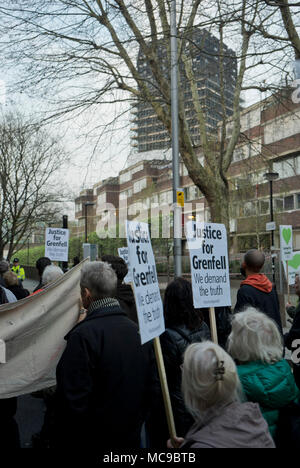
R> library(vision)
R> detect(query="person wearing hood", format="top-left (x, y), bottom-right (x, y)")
top-left (101, 254), bottom-right (138, 323)
top-left (234, 249), bottom-right (282, 333)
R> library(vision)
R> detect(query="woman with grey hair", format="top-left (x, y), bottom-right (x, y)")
top-left (168, 341), bottom-right (274, 448)
top-left (227, 307), bottom-right (300, 440)
top-left (42, 265), bottom-right (64, 286)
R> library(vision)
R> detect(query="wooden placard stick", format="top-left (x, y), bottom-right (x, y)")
top-left (153, 336), bottom-right (177, 443)
top-left (209, 307), bottom-right (218, 344)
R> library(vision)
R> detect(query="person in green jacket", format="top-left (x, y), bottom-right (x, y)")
top-left (227, 307), bottom-right (300, 440)
top-left (11, 258), bottom-right (25, 282)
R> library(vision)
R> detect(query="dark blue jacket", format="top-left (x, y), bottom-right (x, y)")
top-left (234, 284), bottom-right (283, 333)
top-left (53, 302), bottom-right (154, 449)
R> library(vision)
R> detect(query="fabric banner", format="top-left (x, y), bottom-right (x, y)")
top-left (0, 260), bottom-right (86, 398)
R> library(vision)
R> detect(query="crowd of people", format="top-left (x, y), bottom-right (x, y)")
top-left (0, 248), bottom-right (300, 449)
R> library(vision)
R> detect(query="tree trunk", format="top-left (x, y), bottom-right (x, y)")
top-left (204, 177), bottom-right (230, 231)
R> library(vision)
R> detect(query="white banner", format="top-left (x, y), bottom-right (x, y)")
top-left (280, 225), bottom-right (293, 261)
top-left (126, 221), bottom-right (165, 344)
top-left (118, 247), bottom-right (132, 284)
top-left (0, 261), bottom-right (86, 398)
top-left (186, 221), bottom-right (231, 308)
top-left (45, 227), bottom-right (69, 262)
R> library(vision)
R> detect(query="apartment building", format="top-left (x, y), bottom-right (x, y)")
top-left (227, 90), bottom-right (300, 251)
top-left (131, 28), bottom-right (237, 152)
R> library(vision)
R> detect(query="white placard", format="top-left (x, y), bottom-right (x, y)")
top-left (118, 247), bottom-right (132, 284)
top-left (266, 222), bottom-right (276, 231)
top-left (0, 339), bottom-right (6, 364)
top-left (126, 221), bottom-right (165, 345)
top-left (280, 225), bottom-right (293, 261)
top-left (45, 228), bottom-right (69, 262)
top-left (283, 251), bottom-right (300, 286)
top-left (186, 221), bottom-right (231, 308)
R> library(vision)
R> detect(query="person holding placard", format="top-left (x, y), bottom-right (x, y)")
top-left (51, 261), bottom-right (153, 449)
top-left (146, 278), bottom-right (210, 448)
top-left (235, 249), bottom-right (282, 333)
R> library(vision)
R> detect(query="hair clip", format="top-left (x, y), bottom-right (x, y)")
top-left (214, 360), bottom-right (225, 381)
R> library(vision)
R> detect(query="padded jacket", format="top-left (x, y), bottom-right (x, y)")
top-left (237, 359), bottom-right (300, 438)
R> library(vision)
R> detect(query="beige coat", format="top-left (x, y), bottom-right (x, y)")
top-left (181, 401), bottom-right (275, 448)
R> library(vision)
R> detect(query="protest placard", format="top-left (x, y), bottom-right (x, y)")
top-left (186, 221), bottom-right (231, 343)
top-left (186, 221), bottom-right (231, 308)
top-left (280, 225), bottom-right (293, 300)
top-left (118, 247), bottom-right (132, 284)
top-left (126, 221), bottom-right (165, 344)
top-left (45, 228), bottom-right (69, 262)
top-left (126, 221), bottom-right (176, 440)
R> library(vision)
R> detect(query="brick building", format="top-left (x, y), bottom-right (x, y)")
top-left (74, 91), bottom-right (300, 254)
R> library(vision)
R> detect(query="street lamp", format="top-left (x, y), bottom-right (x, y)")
top-left (264, 171), bottom-right (279, 283)
top-left (84, 202), bottom-right (95, 243)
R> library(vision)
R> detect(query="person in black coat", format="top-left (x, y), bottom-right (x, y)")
top-left (33, 257), bottom-right (52, 292)
top-left (51, 261), bottom-right (154, 450)
top-left (234, 249), bottom-right (282, 333)
top-left (146, 277), bottom-right (211, 448)
top-left (102, 254), bottom-right (138, 323)
top-left (3, 271), bottom-right (30, 300)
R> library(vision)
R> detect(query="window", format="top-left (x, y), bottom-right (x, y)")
top-left (131, 163), bottom-right (144, 175)
top-left (260, 199), bottom-right (270, 215)
top-left (297, 194), bottom-right (300, 209)
top-left (284, 195), bottom-right (294, 211)
top-left (119, 171), bottom-right (131, 183)
top-left (98, 193), bottom-right (106, 205)
top-left (120, 189), bottom-right (132, 200)
top-left (244, 201), bottom-right (256, 217)
top-left (133, 178), bottom-right (147, 193)
top-left (275, 198), bottom-right (284, 212)
top-left (75, 203), bottom-right (81, 213)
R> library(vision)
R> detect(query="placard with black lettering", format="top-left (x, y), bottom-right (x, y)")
top-left (126, 221), bottom-right (165, 344)
top-left (186, 221), bottom-right (231, 308)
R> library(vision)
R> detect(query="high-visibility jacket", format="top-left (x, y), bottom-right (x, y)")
top-left (11, 265), bottom-right (25, 281)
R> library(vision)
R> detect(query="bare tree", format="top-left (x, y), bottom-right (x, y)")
top-left (0, 112), bottom-right (68, 259)
top-left (0, 1), bottom-right (298, 229)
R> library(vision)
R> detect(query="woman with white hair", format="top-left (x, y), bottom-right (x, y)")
top-left (227, 307), bottom-right (300, 439)
top-left (169, 341), bottom-right (275, 448)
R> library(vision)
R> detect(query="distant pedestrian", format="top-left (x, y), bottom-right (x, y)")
top-left (0, 259), bottom-right (10, 286)
top-left (3, 271), bottom-right (29, 300)
top-left (102, 254), bottom-right (138, 323)
top-left (51, 261), bottom-right (154, 450)
top-left (72, 256), bottom-right (80, 268)
top-left (234, 249), bottom-right (282, 333)
top-left (33, 257), bottom-right (52, 292)
top-left (31, 265), bottom-right (64, 295)
top-left (11, 258), bottom-right (25, 282)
